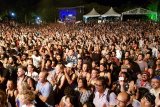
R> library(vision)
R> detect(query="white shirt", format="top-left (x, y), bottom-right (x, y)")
top-left (116, 49), bottom-right (122, 60)
top-left (93, 88), bottom-right (117, 107)
top-left (32, 55), bottom-right (41, 68)
top-left (25, 71), bottom-right (39, 81)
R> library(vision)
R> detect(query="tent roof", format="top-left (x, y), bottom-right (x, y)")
top-left (122, 7), bottom-right (157, 15)
top-left (83, 8), bottom-right (100, 18)
top-left (101, 7), bottom-right (121, 17)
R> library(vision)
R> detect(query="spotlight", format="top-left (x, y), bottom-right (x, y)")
top-left (68, 14), bottom-right (73, 17)
top-left (11, 13), bottom-right (15, 17)
top-left (35, 16), bottom-right (42, 25)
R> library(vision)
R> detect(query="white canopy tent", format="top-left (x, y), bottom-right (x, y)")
top-left (83, 8), bottom-right (100, 18)
top-left (83, 8), bottom-right (101, 23)
top-left (121, 7), bottom-right (158, 20)
top-left (101, 7), bottom-right (121, 17)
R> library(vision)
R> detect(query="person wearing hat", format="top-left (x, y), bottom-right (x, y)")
top-left (64, 63), bottom-right (76, 88)
top-left (136, 72), bottom-right (151, 90)
top-left (150, 76), bottom-right (160, 106)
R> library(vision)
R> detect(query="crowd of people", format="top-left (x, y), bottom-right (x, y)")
top-left (0, 20), bottom-right (160, 107)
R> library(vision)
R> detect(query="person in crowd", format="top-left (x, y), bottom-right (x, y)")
top-left (93, 77), bottom-right (117, 107)
top-left (136, 72), bottom-right (151, 90)
top-left (6, 80), bottom-right (17, 107)
top-left (136, 54), bottom-right (148, 73)
top-left (0, 90), bottom-right (12, 107)
top-left (34, 71), bottom-right (54, 107)
top-left (19, 89), bottom-right (36, 107)
top-left (7, 56), bottom-right (19, 84)
top-left (17, 65), bottom-right (28, 84)
top-left (66, 49), bottom-right (77, 65)
top-left (27, 77), bottom-right (36, 91)
top-left (150, 76), bottom-right (160, 106)
top-left (140, 92), bottom-right (155, 107)
top-left (0, 19), bottom-right (160, 107)
top-left (116, 92), bottom-right (132, 107)
top-left (32, 49), bottom-right (42, 69)
top-left (88, 69), bottom-right (99, 87)
top-left (75, 78), bottom-right (91, 106)
top-left (64, 62), bottom-right (77, 88)
top-left (0, 61), bottom-right (9, 91)
top-left (16, 82), bottom-right (31, 107)
top-left (25, 64), bottom-right (38, 81)
top-left (154, 59), bottom-right (160, 76)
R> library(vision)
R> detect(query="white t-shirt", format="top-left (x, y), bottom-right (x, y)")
top-left (25, 71), bottom-right (39, 81)
top-left (32, 55), bottom-right (41, 68)
top-left (93, 89), bottom-right (117, 107)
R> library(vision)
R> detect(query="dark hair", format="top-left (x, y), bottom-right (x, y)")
top-left (138, 53), bottom-right (144, 58)
top-left (138, 87), bottom-right (149, 101)
top-left (143, 92), bottom-right (155, 106)
top-left (27, 77), bottom-right (36, 90)
top-left (97, 77), bottom-right (108, 89)
top-left (9, 55), bottom-right (17, 63)
top-left (64, 86), bottom-right (75, 96)
top-left (65, 95), bottom-right (76, 106)
top-left (83, 102), bottom-right (95, 107)
top-left (78, 78), bottom-right (88, 89)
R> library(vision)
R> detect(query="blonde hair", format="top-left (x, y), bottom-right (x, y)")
top-left (19, 90), bottom-right (35, 104)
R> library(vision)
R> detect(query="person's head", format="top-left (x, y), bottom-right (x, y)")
top-left (125, 51), bottom-right (130, 58)
top-left (17, 66), bottom-right (26, 77)
top-left (64, 95), bottom-right (75, 107)
top-left (140, 93), bottom-right (155, 107)
top-left (8, 56), bottom-right (17, 64)
top-left (56, 54), bottom-right (61, 62)
top-left (137, 87), bottom-right (149, 101)
top-left (55, 64), bottom-right (64, 74)
top-left (156, 59), bottom-right (160, 66)
top-left (17, 82), bottom-right (30, 92)
top-left (99, 63), bottom-right (106, 72)
top-left (91, 69), bottom-right (99, 78)
top-left (27, 64), bottom-right (34, 72)
top-left (77, 58), bottom-right (83, 65)
top-left (117, 92), bottom-right (130, 107)
top-left (119, 72), bottom-right (128, 81)
top-left (78, 78), bottom-right (88, 89)
top-left (65, 63), bottom-right (73, 72)
top-left (19, 90), bottom-right (35, 105)
top-left (83, 102), bottom-right (95, 107)
top-left (33, 50), bottom-right (39, 56)
top-left (112, 51), bottom-right (116, 57)
top-left (123, 58), bottom-right (130, 65)
top-left (95, 77), bottom-right (108, 93)
top-left (27, 77), bottom-right (36, 90)
top-left (138, 54), bottom-right (144, 61)
top-left (141, 72), bottom-right (150, 81)
top-left (6, 80), bottom-right (14, 90)
top-left (27, 58), bottom-right (33, 65)
top-left (69, 49), bottom-right (74, 56)
top-left (151, 76), bottom-right (160, 89)
top-left (82, 63), bottom-right (88, 72)
top-left (45, 59), bottom-right (52, 68)
top-left (21, 53), bottom-right (28, 61)
top-left (145, 52), bottom-right (151, 60)
top-left (38, 71), bottom-right (48, 83)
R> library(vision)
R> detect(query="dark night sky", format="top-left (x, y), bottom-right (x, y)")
top-left (0, 0), bottom-right (159, 22)
top-left (0, 0), bottom-right (158, 7)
